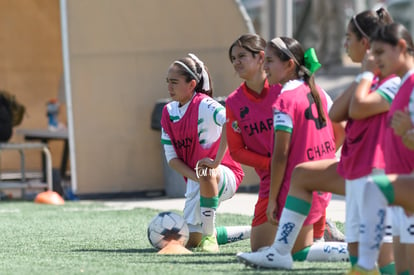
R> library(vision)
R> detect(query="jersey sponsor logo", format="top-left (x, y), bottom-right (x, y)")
top-left (306, 141), bottom-right (335, 160)
top-left (304, 93), bottom-right (327, 129)
top-left (243, 118), bottom-right (273, 136)
top-left (240, 106), bottom-right (249, 119)
top-left (173, 137), bottom-right (192, 150)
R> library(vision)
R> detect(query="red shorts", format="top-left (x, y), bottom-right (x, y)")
top-left (252, 196), bottom-right (269, 227)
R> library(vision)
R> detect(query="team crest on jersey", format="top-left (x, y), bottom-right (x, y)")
top-left (232, 121), bottom-right (241, 133)
top-left (240, 106), bottom-right (249, 119)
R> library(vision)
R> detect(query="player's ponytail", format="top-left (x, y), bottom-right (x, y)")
top-left (269, 37), bottom-right (326, 125)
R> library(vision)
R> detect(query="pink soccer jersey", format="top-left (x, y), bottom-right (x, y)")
top-left (338, 75), bottom-right (400, 179)
top-left (161, 92), bottom-right (244, 185)
top-left (384, 71), bottom-right (414, 173)
top-left (226, 81), bottom-right (281, 198)
top-left (273, 80), bottom-right (335, 224)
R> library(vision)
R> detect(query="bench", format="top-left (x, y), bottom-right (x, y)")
top-left (0, 142), bottom-right (52, 197)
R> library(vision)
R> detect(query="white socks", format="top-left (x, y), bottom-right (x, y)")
top-left (216, 226), bottom-right (251, 244)
top-left (358, 181), bottom-right (388, 270)
top-left (306, 242), bottom-right (349, 261)
top-left (274, 208), bottom-right (307, 255)
top-left (201, 206), bottom-right (216, 236)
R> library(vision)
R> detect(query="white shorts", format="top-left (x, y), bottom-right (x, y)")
top-left (391, 206), bottom-right (414, 244)
top-left (183, 164), bottom-right (237, 233)
top-left (345, 170), bottom-right (392, 243)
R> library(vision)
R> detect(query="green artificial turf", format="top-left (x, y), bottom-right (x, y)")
top-left (0, 201), bottom-right (349, 274)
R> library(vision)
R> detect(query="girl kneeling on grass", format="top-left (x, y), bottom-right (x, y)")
top-left (238, 9), bottom-right (399, 274)
top-left (161, 54), bottom-right (245, 253)
top-left (237, 36), bottom-right (347, 268)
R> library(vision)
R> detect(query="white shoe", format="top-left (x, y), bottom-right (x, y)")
top-left (236, 246), bottom-right (293, 269)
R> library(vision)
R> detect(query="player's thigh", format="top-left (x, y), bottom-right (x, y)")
top-left (250, 222), bottom-right (278, 252)
top-left (290, 159), bottom-right (344, 196)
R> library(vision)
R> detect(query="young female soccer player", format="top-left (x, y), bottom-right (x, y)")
top-left (225, 34), bottom-right (282, 251)
top-left (366, 22), bottom-right (414, 275)
top-left (237, 9), bottom-right (399, 273)
top-left (236, 36), bottom-right (348, 267)
top-left (160, 54), bottom-right (244, 252)
top-left (226, 33), bottom-right (330, 252)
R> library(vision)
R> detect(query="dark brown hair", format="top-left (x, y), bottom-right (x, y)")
top-left (228, 33), bottom-right (266, 61)
top-left (370, 22), bottom-right (414, 56)
top-left (350, 7), bottom-right (393, 40)
top-left (267, 37), bottom-right (326, 125)
top-left (173, 57), bottom-right (213, 97)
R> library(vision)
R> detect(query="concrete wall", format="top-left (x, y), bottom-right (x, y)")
top-left (65, 0), bottom-right (259, 195)
top-left (0, 0), bottom-right (64, 172)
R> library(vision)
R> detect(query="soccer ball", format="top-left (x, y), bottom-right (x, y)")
top-left (147, 211), bottom-right (189, 250)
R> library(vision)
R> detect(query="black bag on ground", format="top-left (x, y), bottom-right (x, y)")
top-left (0, 94), bottom-right (13, 142)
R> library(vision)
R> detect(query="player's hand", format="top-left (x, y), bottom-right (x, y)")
top-left (402, 129), bottom-right (414, 150)
top-left (266, 199), bottom-right (279, 226)
top-left (196, 158), bottom-right (218, 169)
top-left (361, 50), bottom-right (378, 74)
top-left (391, 110), bottom-right (412, 136)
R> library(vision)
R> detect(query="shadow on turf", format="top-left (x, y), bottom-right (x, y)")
top-left (72, 248), bottom-right (239, 256)
top-left (72, 248), bottom-right (155, 253)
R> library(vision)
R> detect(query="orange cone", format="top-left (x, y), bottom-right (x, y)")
top-left (34, 191), bottom-right (65, 205)
top-left (157, 240), bottom-right (192, 254)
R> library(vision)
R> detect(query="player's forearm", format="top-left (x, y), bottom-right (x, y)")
top-left (168, 158), bottom-right (198, 182)
top-left (269, 154), bottom-right (288, 201)
top-left (230, 148), bottom-right (270, 171)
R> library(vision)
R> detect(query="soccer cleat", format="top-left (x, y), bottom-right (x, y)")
top-left (346, 265), bottom-right (380, 275)
top-left (198, 235), bottom-right (219, 253)
top-left (236, 246), bottom-right (293, 269)
top-left (324, 218), bottom-right (345, 242)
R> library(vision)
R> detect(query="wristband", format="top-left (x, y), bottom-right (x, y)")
top-left (360, 71), bottom-right (375, 81)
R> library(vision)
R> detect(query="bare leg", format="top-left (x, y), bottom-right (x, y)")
top-left (198, 165), bottom-right (219, 197)
top-left (393, 237), bottom-right (409, 274)
top-left (187, 232), bottom-right (202, 248)
top-left (378, 243), bottom-right (394, 270)
top-left (348, 242), bottom-right (358, 263)
top-left (388, 174), bottom-right (414, 212)
top-left (250, 222), bottom-right (277, 252)
top-left (292, 224), bottom-right (314, 254)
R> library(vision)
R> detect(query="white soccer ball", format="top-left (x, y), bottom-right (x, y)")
top-left (147, 211), bottom-right (189, 250)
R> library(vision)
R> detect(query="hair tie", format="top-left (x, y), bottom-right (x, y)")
top-left (304, 48), bottom-right (321, 75)
top-left (188, 53), bottom-right (210, 91)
